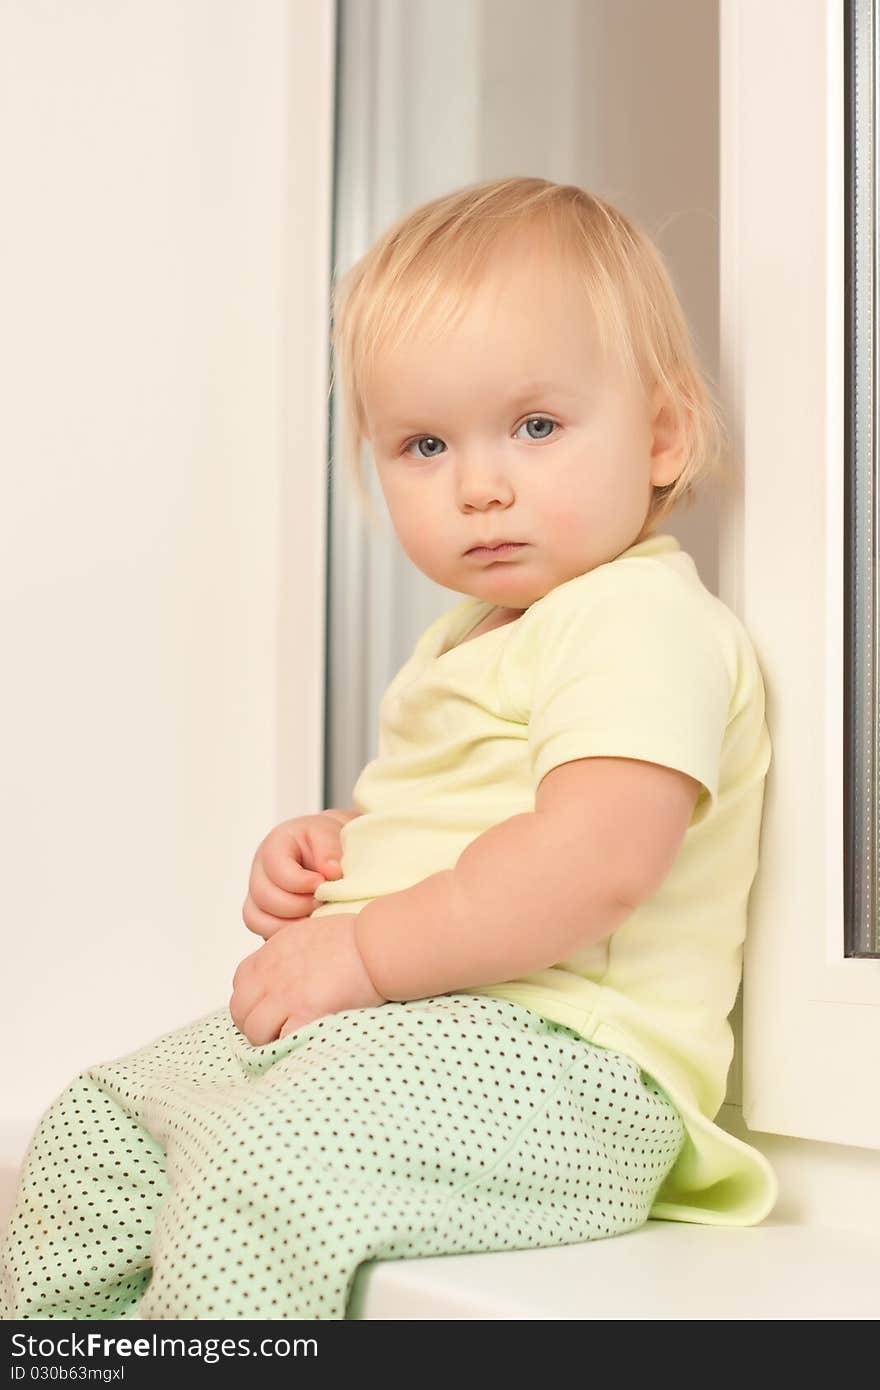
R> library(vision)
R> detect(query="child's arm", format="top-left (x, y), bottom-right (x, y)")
top-left (353, 755), bottom-right (701, 1001)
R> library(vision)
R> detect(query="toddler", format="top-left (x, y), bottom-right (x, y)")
top-left (0, 176), bottom-right (776, 1321)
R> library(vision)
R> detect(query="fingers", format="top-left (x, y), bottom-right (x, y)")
top-left (282, 823), bottom-right (345, 885)
top-left (260, 842), bottom-right (326, 897)
top-left (244, 818), bottom-right (346, 939)
top-left (237, 998), bottom-right (283, 1047)
top-left (249, 856), bottom-right (317, 919)
top-left (241, 895), bottom-right (300, 939)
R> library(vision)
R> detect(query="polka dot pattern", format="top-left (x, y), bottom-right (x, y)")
top-left (0, 994), bottom-right (685, 1320)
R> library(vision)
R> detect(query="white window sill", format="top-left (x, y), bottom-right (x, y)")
top-left (349, 1217), bottom-right (880, 1320)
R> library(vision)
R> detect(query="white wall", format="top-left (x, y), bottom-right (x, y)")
top-left (0, 1), bottom-right (334, 1139)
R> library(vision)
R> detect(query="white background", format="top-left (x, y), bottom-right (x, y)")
top-left (0, 0), bottom-right (333, 1134)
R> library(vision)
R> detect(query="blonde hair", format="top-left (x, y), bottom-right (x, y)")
top-left (329, 176), bottom-right (732, 537)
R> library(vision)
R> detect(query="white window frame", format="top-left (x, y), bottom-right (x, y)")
top-left (720, 0), bottom-right (880, 1149)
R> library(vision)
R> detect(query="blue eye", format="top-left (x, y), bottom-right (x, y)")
top-left (514, 415), bottom-right (558, 442)
top-left (401, 416), bottom-right (559, 459)
top-left (402, 435), bottom-right (446, 460)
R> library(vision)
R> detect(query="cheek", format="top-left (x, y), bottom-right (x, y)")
top-left (538, 485), bottom-right (591, 545)
top-left (384, 486), bottom-right (441, 554)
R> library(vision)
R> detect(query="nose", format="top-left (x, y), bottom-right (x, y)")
top-left (455, 451), bottom-right (515, 512)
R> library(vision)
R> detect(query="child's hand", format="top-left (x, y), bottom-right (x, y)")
top-left (242, 813), bottom-right (347, 940)
top-left (229, 913), bottom-right (386, 1045)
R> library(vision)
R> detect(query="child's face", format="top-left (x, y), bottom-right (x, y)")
top-left (362, 238), bottom-right (683, 608)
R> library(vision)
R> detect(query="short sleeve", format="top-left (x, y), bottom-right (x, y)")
top-left (527, 564), bottom-right (733, 822)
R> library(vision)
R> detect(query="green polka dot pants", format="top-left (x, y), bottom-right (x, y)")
top-left (0, 994), bottom-right (685, 1320)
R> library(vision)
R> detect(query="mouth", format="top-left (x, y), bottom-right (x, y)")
top-left (465, 542), bottom-right (527, 558)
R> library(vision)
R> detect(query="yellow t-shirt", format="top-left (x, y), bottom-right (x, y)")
top-left (312, 531), bottom-right (777, 1226)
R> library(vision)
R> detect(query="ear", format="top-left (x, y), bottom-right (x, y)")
top-left (647, 384), bottom-right (688, 488)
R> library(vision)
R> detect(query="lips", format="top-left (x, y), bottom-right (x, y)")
top-left (466, 542), bottom-right (526, 556)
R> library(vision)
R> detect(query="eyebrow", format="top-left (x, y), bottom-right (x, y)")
top-left (379, 381), bottom-right (576, 433)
